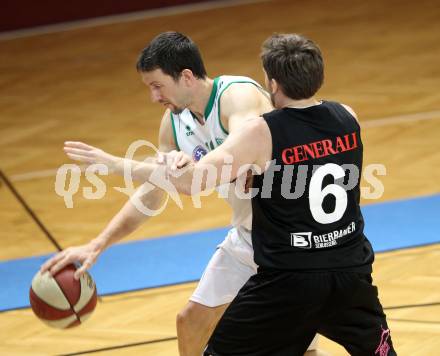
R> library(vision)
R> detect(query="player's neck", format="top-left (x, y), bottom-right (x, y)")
top-left (281, 96), bottom-right (320, 109)
top-left (188, 77), bottom-right (214, 122)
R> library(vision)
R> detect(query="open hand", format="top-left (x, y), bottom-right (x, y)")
top-left (64, 141), bottom-right (118, 169)
top-left (40, 242), bottom-right (102, 280)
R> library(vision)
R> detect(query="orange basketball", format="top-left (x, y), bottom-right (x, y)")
top-left (29, 264), bottom-right (98, 329)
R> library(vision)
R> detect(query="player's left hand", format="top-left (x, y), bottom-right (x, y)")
top-left (157, 150), bottom-right (192, 171)
top-left (64, 141), bottom-right (118, 169)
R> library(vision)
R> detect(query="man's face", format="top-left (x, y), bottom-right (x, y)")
top-left (140, 69), bottom-right (190, 114)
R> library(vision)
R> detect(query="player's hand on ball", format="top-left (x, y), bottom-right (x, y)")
top-left (157, 150), bottom-right (192, 170)
top-left (64, 141), bottom-right (118, 170)
top-left (40, 242), bottom-right (102, 280)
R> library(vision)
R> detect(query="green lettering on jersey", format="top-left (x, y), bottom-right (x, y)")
top-left (205, 140), bottom-right (216, 151)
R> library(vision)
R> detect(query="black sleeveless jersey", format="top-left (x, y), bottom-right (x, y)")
top-left (252, 101), bottom-right (374, 272)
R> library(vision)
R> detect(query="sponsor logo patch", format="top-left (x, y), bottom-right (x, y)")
top-left (192, 145), bottom-right (208, 161)
top-left (290, 232), bottom-right (312, 249)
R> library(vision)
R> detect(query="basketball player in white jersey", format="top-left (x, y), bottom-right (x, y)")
top-left (41, 32), bottom-right (322, 355)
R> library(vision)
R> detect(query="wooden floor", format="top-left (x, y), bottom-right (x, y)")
top-left (0, 0), bottom-right (439, 354)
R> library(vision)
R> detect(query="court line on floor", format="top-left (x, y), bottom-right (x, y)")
top-left (57, 337), bottom-right (177, 356)
top-left (360, 110), bottom-right (440, 128)
top-left (0, 0), bottom-right (269, 41)
top-left (384, 302), bottom-right (440, 310)
top-left (388, 318), bottom-right (440, 325)
top-left (0, 169), bottom-right (63, 251)
top-left (0, 120), bottom-right (59, 146)
top-left (7, 109), bottom-right (440, 183)
top-left (9, 154), bottom-right (151, 182)
top-left (377, 241), bottom-right (440, 260)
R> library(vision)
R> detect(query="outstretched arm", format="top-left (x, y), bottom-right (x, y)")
top-left (41, 110), bottom-right (179, 278)
top-left (63, 84), bottom-right (273, 196)
top-left (80, 116), bottom-right (272, 195)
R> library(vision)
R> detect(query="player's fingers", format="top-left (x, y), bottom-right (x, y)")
top-left (49, 255), bottom-right (74, 276)
top-left (176, 155), bottom-right (189, 168)
top-left (73, 262), bottom-right (90, 280)
top-left (157, 152), bottom-right (165, 164)
top-left (40, 255), bottom-right (62, 273)
top-left (40, 260), bottom-right (55, 274)
top-left (168, 151), bottom-right (182, 170)
top-left (64, 141), bottom-right (94, 151)
top-left (170, 153), bottom-right (181, 170)
top-left (64, 147), bottom-right (93, 157)
top-left (66, 153), bottom-right (95, 164)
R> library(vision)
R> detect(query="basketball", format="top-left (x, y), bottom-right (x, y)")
top-left (29, 264), bottom-right (98, 329)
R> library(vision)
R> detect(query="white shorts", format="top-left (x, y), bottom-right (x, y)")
top-left (190, 227), bottom-right (319, 351)
top-left (190, 227), bottom-right (256, 308)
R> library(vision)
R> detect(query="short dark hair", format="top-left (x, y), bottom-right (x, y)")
top-left (136, 31), bottom-right (207, 80)
top-left (261, 34), bottom-right (324, 99)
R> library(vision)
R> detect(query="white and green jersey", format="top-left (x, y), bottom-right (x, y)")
top-left (170, 75), bottom-right (263, 232)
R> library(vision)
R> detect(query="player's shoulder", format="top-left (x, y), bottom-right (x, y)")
top-left (218, 74), bottom-right (259, 85)
top-left (340, 103), bottom-right (358, 121)
top-left (221, 82), bottom-right (261, 101)
top-left (218, 75), bottom-right (262, 95)
top-left (218, 76), bottom-right (266, 109)
top-left (324, 100), bottom-right (359, 123)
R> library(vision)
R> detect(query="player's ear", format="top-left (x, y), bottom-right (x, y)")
top-left (269, 78), bottom-right (278, 95)
top-left (263, 69), bottom-right (276, 94)
top-left (181, 69), bottom-right (195, 86)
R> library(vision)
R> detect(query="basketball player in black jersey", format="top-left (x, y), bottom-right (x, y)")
top-left (52, 33), bottom-right (396, 354)
top-left (191, 34), bottom-right (397, 355)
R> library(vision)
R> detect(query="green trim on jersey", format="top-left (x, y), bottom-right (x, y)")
top-left (217, 81), bottom-right (263, 135)
top-left (204, 77), bottom-right (220, 119)
top-left (170, 112), bottom-right (181, 151)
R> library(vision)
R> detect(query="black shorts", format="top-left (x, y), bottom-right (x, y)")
top-left (205, 270), bottom-right (396, 356)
